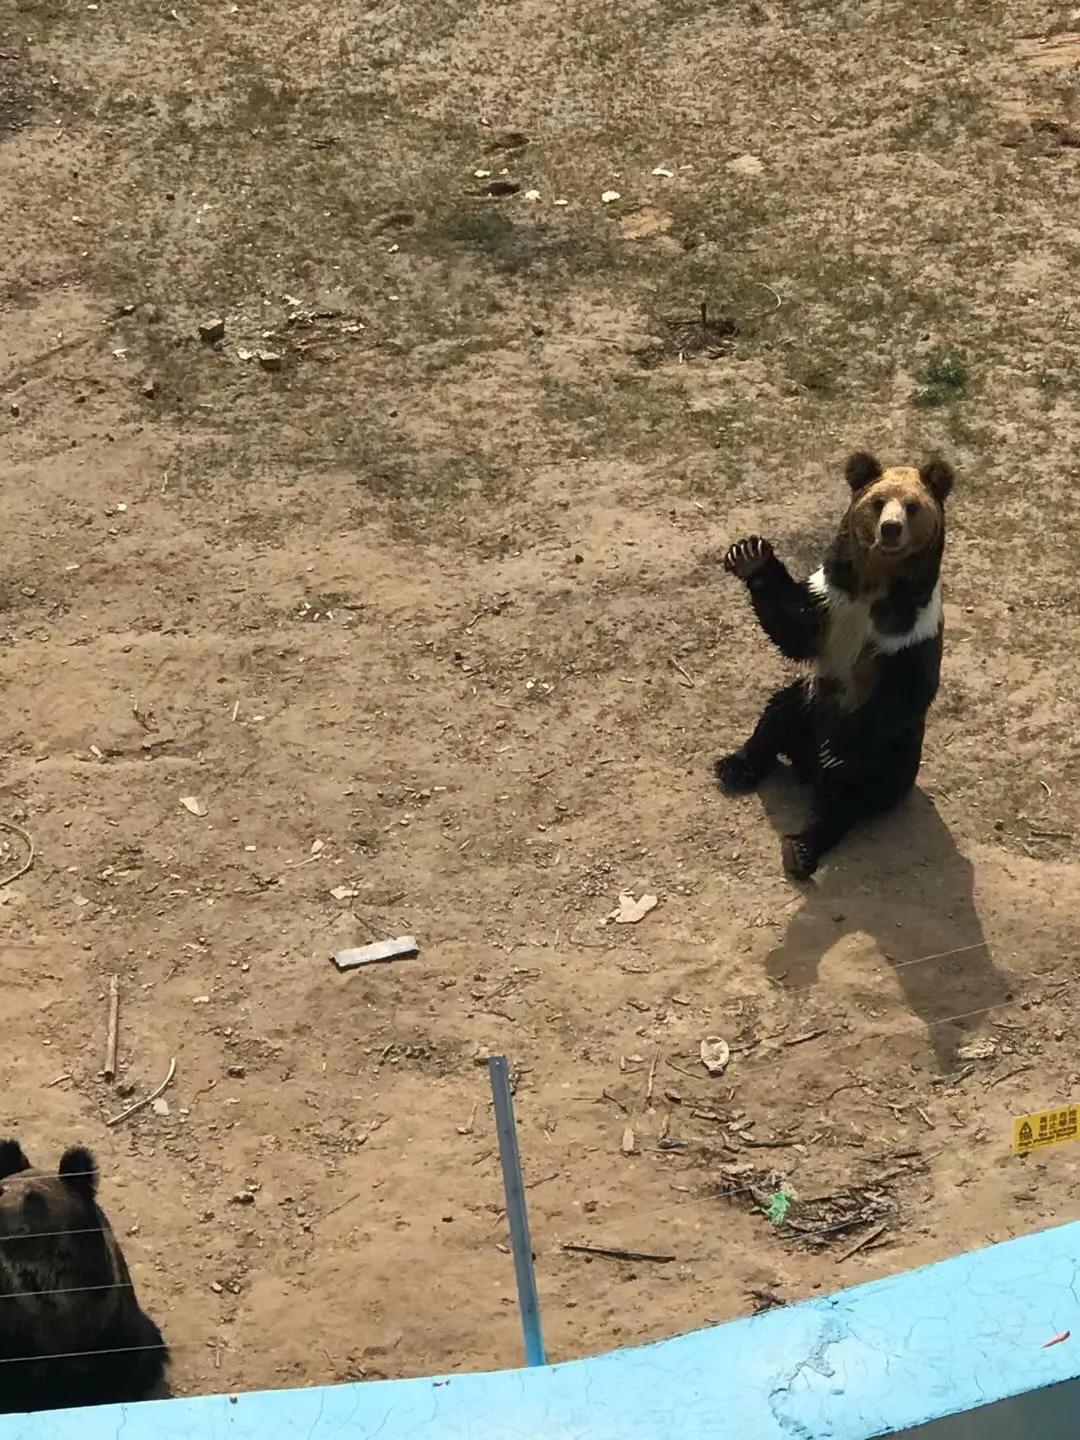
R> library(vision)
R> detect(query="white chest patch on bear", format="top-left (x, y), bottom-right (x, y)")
top-left (806, 568), bottom-right (873, 704)
top-left (805, 568), bottom-right (942, 705)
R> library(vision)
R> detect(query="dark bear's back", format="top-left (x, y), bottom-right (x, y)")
top-left (0, 1141), bottom-right (168, 1414)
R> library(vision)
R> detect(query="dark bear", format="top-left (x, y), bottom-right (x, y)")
top-left (0, 1140), bottom-right (168, 1414)
top-left (716, 451), bottom-right (953, 879)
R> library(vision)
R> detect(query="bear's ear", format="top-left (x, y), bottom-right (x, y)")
top-left (920, 455), bottom-right (954, 504)
top-left (0, 1140), bottom-right (30, 1181)
top-left (845, 451), bottom-right (883, 491)
top-left (59, 1146), bottom-right (99, 1199)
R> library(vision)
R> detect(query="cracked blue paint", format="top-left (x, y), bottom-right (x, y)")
top-left (3, 1222), bottom-right (1079, 1440)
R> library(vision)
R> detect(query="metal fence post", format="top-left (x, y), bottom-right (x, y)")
top-left (488, 1055), bottom-right (546, 1367)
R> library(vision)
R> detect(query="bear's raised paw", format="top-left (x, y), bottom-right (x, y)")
top-left (723, 536), bottom-right (773, 580)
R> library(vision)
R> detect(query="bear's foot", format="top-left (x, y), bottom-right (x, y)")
top-left (781, 833), bottom-right (819, 881)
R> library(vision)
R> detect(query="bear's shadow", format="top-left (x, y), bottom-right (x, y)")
top-left (755, 772), bottom-right (1011, 1071)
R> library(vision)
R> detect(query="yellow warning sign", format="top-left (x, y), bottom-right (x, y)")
top-left (1014, 1105), bottom-right (1080, 1155)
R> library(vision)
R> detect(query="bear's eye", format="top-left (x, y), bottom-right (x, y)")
top-left (904, 501), bottom-right (920, 518)
top-left (871, 497), bottom-right (885, 514)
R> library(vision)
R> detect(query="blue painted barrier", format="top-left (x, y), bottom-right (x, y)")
top-left (3, 1220), bottom-right (1078, 1439)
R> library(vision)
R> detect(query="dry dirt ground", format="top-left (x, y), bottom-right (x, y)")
top-left (3, 0), bottom-right (1080, 1403)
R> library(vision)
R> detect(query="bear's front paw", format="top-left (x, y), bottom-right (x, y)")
top-left (723, 536), bottom-right (773, 580)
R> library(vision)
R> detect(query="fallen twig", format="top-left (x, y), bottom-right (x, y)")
top-left (106, 1057), bottom-right (177, 1127)
top-left (0, 821), bottom-right (34, 888)
top-left (669, 657), bottom-right (696, 688)
top-left (646, 1046), bottom-right (659, 1108)
top-left (563, 1242), bottom-right (675, 1264)
top-left (735, 1135), bottom-right (799, 1149)
top-left (931, 1064), bottom-right (974, 1087)
top-left (283, 853), bottom-right (322, 870)
top-left (836, 1222), bottom-right (889, 1263)
top-left (319, 1190), bottom-right (364, 1223)
top-left (783, 1028), bottom-right (828, 1047)
top-left (667, 1058), bottom-right (714, 1085)
top-left (746, 282), bottom-right (783, 318)
top-left (785, 1215), bottom-right (869, 1240)
top-left (987, 1063), bottom-right (1034, 1090)
top-left (103, 976), bottom-right (120, 1081)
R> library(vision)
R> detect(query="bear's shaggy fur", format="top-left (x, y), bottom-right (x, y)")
top-left (716, 451), bottom-right (953, 878)
top-left (0, 1140), bottom-right (168, 1414)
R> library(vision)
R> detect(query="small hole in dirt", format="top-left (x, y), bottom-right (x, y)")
top-left (479, 179), bottom-right (521, 198)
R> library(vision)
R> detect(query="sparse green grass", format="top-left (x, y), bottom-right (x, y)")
top-left (913, 349), bottom-right (970, 408)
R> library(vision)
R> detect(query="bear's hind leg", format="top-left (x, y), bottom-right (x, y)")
top-left (781, 779), bottom-right (864, 880)
top-left (716, 681), bottom-right (806, 796)
top-left (782, 729), bottom-right (924, 877)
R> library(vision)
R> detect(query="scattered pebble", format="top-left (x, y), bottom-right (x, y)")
top-left (606, 892), bottom-right (658, 925)
top-left (601, 190), bottom-right (622, 203)
top-left (329, 885), bottom-right (361, 901)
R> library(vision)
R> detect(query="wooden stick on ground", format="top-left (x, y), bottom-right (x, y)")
top-left (563, 1242), bottom-right (676, 1264)
top-left (106, 1057), bottom-right (176, 1128)
top-left (0, 820), bottom-right (34, 889)
top-left (646, 1046), bottom-right (659, 1108)
top-left (103, 976), bottom-right (120, 1081)
top-left (836, 1222), bottom-right (889, 1264)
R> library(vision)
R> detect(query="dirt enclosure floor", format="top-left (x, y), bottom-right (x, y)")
top-left (3, 0), bottom-right (1080, 1402)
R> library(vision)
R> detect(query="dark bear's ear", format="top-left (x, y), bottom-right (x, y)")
top-left (845, 451), bottom-right (882, 491)
top-left (0, 1140), bottom-right (30, 1181)
top-left (921, 455), bottom-right (954, 504)
top-left (59, 1146), bottom-right (99, 1199)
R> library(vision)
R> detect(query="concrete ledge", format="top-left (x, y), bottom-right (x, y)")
top-left (4, 1221), bottom-right (1078, 1439)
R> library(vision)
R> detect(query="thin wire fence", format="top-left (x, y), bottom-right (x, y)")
top-left (0, 1340), bottom-right (185, 1367)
